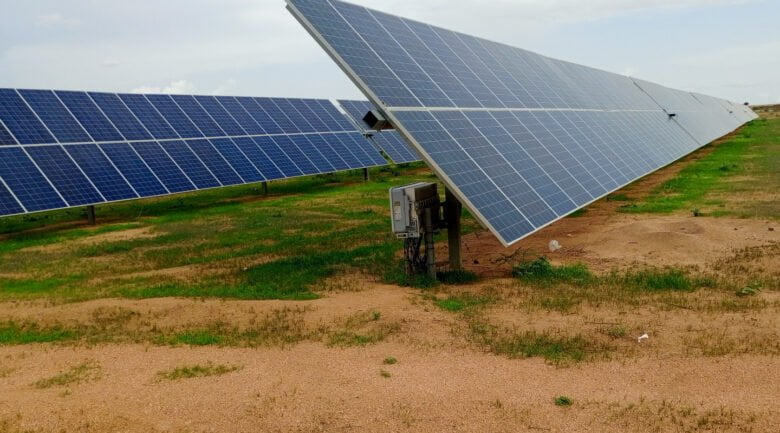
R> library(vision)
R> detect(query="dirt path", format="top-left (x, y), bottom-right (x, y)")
top-left (0, 343), bottom-right (777, 433)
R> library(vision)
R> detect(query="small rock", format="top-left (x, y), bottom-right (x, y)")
top-left (770, 227), bottom-right (775, 232)
top-left (548, 240), bottom-right (561, 252)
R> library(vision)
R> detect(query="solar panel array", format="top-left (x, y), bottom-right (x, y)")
top-left (338, 100), bottom-right (420, 163)
top-left (0, 88), bottom-right (387, 217)
top-left (287, 0), bottom-right (759, 246)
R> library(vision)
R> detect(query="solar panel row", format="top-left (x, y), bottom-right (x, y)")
top-left (337, 99), bottom-right (420, 164)
top-left (287, 0), bottom-right (759, 246)
top-left (0, 88), bottom-right (387, 217)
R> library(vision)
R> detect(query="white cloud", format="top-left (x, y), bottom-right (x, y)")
top-left (210, 79), bottom-right (238, 96)
top-left (34, 13), bottom-right (80, 29)
top-left (132, 80), bottom-right (195, 95)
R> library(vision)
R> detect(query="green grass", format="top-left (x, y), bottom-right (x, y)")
top-left (435, 294), bottom-right (494, 312)
top-left (156, 363), bottom-right (242, 380)
top-left (620, 119), bottom-right (780, 217)
top-left (32, 361), bottom-right (100, 389)
top-left (0, 322), bottom-right (78, 345)
top-left (554, 396), bottom-right (573, 407)
top-left (513, 257), bottom-right (714, 293)
top-left (469, 320), bottom-right (604, 364)
top-left (512, 257), bottom-right (593, 286)
top-left (0, 164), bottom-right (466, 302)
top-left (383, 356), bottom-right (398, 365)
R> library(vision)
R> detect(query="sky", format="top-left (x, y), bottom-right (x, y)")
top-left (1, 0), bottom-right (778, 104)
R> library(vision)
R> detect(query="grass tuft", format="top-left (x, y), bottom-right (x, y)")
top-left (512, 257), bottom-right (592, 285)
top-left (157, 362), bottom-right (242, 381)
top-left (0, 322), bottom-right (78, 345)
top-left (435, 294), bottom-right (494, 312)
top-left (32, 361), bottom-right (100, 389)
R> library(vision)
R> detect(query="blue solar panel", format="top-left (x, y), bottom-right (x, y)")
top-left (160, 140), bottom-right (221, 189)
top-left (146, 94), bottom-right (204, 138)
top-left (235, 97), bottom-right (277, 135)
top-left (258, 99), bottom-right (300, 134)
top-left (290, 135), bottom-right (335, 173)
top-left (338, 100), bottom-right (420, 164)
top-left (0, 120), bottom-right (17, 145)
top-left (252, 136), bottom-right (303, 178)
top-left (270, 135), bottom-right (319, 175)
top-left (321, 134), bottom-right (361, 168)
top-left (217, 97), bottom-right (266, 135)
top-left (315, 100), bottom-right (356, 131)
top-left (232, 137), bottom-right (285, 181)
top-left (89, 92), bottom-right (153, 141)
top-left (0, 179), bottom-right (25, 216)
top-left (64, 144), bottom-right (138, 201)
top-left (100, 142), bottom-right (169, 197)
top-left (372, 133), bottom-right (418, 163)
top-left (194, 96), bottom-right (246, 136)
top-left (170, 95), bottom-right (226, 138)
top-left (119, 94), bottom-right (179, 140)
top-left (57, 91), bottom-right (125, 142)
top-left (0, 86), bottom-right (389, 218)
top-left (0, 89), bottom-right (57, 145)
top-left (0, 147), bottom-right (66, 211)
top-left (131, 141), bottom-right (195, 193)
top-left (306, 134), bottom-right (349, 171)
top-left (25, 145), bottom-right (104, 206)
top-left (288, 0), bottom-right (755, 245)
top-left (17, 90), bottom-right (92, 143)
top-left (185, 139), bottom-right (243, 185)
top-left (343, 133), bottom-right (388, 167)
top-left (209, 138), bottom-right (265, 183)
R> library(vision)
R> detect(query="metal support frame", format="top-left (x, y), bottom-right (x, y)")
top-left (363, 167), bottom-right (370, 182)
top-left (444, 188), bottom-right (462, 271)
top-left (261, 181), bottom-right (268, 196)
top-left (422, 207), bottom-right (436, 278)
top-left (86, 205), bottom-right (96, 225)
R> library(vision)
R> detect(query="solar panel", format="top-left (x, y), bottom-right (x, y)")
top-left (338, 99), bottom-right (420, 164)
top-left (0, 88), bottom-right (386, 217)
top-left (287, 0), bottom-right (759, 246)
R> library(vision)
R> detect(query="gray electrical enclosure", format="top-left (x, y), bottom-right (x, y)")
top-left (389, 182), bottom-right (438, 238)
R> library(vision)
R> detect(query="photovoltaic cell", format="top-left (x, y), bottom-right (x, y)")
top-left (18, 89), bottom-right (92, 143)
top-left (64, 144), bottom-right (138, 201)
top-left (57, 91), bottom-right (124, 142)
top-left (232, 136), bottom-right (285, 181)
top-left (288, 0), bottom-right (757, 246)
top-left (100, 142), bottom-right (169, 197)
top-left (0, 147), bottom-right (66, 211)
top-left (185, 139), bottom-right (244, 185)
top-left (0, 89), bottom-right (56, 145)
top-left (89, 92), bottom-right (153, 141)
top-left (0, 87), bottom-right (389, 218)
top-left (208, 138), bottom-right (266, 183)
top-left (160, 140), bottom-right (221, 189)
top-left (131, 141), bottom-right (195, 193)
top-left (0, 180), bottom-right (25, 216)
top-left (119, 94), bottom-right (179, 140)
top-left (25, 145), bottom-right (104, 206)
top-left (0, 121), bottom-right (17, 145)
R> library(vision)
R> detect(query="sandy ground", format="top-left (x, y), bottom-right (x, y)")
top-left (2, 344), bottom-right (779, 433)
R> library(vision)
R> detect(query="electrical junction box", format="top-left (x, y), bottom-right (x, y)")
top-left (389, 182), bottom-right (438, 238)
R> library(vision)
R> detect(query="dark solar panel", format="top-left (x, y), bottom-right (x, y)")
top-left (0, 88), bottom-right (388, 218)
top-left (288, 0), bottom-right (758, 246)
